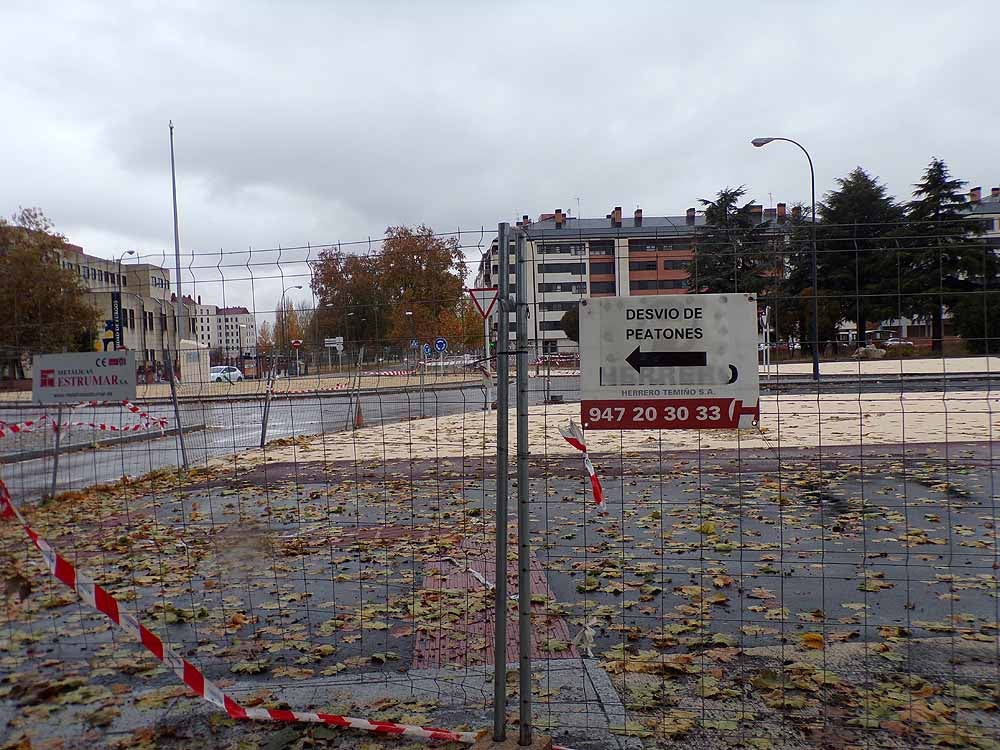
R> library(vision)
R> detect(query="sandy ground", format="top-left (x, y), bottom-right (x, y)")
top-left (223, 389), bottom-right (1000, 470)
top-left (764, 354), bottom-right (1000, 376)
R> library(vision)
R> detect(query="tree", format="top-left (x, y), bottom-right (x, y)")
top-left (0, 208), bottom-right (100, 368)
top-left (817, 168), bottom-right (905, 345)
top-left (257, 320), bottom-right (274, 355)
top-left (560, 305), bottom-right (579, 342)
top-left (311, 225), bottom-right (466, 355)
top-left (689, 187), bottom-right (775, 296)
top-left (903, 158), bottom-right (987, 351)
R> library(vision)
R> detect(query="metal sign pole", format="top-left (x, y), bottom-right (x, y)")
top-left (492, 222), bottom-right (510, 743)
top-left (514, 228), bottom-right (532, 746)
top-left (50, 404), bottom-right (63, 499)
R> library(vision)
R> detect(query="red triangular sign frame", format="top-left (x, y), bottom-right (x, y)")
top-left (467, 287), bottom-right (499, 320)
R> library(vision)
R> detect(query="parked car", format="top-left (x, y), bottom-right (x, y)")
top-left (884, 338), bottom-right (914, 348)
top-left (210, 365), bottom-right (244, 383)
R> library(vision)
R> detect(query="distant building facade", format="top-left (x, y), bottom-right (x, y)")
top-left (475, 204), bottom-right (793, 355)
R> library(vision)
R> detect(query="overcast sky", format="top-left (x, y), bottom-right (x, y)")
top-left (2, 0), bottom-right (998, 312)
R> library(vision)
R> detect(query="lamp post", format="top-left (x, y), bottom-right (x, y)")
top-left (280, 284), bottom-right (302, 376)
top-left (115, 250), bottom-right (135, 351)
top-left (751, 136), bottom-right (820, 381)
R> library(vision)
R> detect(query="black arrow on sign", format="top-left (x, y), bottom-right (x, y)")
top-left (625, 346), bottom-right (707, 373)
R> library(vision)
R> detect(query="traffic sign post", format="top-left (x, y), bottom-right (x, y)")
top-left (324, 337), bottom-right (344, 371)
top-left (467, 287), bottom-right (498, 377)
top-left (579, 294), bottom-right (759, 430)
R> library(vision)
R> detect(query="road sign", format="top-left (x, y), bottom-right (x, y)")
top-left (467, 287), bottom-right (499, 319)
top-left (323, 337), bottom-right (343, 347)
top-left (410, 339), bottom-right (419, 350)
top-left (434, 337), bottom-right (448, 353)
top-left (579, 294), bottom-right (759, 430)
top-left (291, 339), bottom-right (302, 349)
top-left (422, 343), bottom-right (432, 357)
top-left (32, 351), bottom-right (136, 404)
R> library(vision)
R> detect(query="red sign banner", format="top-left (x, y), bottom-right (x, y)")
top-left (582, 398), bottom-right (759, 431)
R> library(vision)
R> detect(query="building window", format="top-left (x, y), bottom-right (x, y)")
top-left (629, 260), bottom-right (658, 272)
top-left (539, 320), bottom-right (564, 331)
top-left (542, 340), bottom-right (559, 354)
top-left (83, 267), bottom-right (90, 279)
top-left (628, 238), bottom-right (691, 253)
top-left (127, 309), bottom-right (135, 329)
top-left (539, 244), bottom-right (581, 255)
top-left (590, 262), bottom-right (615, 275)
top-left (660, 279), bottom-right (688, 289)
top-left (538, 282), bottom-right (587, 294)
top-left (538, 262), bottom-right (586, 275)
top-left (630, 279), bottom-right (659, 291)
top-left (663, 259), bottom-right (688, 270)
top-left (591, 281), bottom-right (615, 294)
top-left (540, 301), bottom-right (577, 312)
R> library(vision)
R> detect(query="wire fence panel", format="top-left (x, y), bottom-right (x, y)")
top-left (0, 218), bottom-right (998, 749)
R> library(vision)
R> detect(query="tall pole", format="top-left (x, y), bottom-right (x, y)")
top-left (514, 229), bottom-right (532, 745)
top-left (751, 136), bottom-right (820, 381)
top-left (169, 122), bottom-right (184, 359)
top-left (492, 222), bottom-right (510, 743)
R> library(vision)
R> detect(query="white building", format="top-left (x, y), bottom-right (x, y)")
top-left (190, 300), bottom-right (256, 360)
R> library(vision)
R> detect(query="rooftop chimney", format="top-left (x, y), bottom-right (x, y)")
top-left (970, 187), bottom-right (982, 204)
top-left (750, 204), bottom-right (763, 223)
top-left (685, 207), bottom-right (696, 225)
top-left (792, 205), bottom-right (802, 220)
top-left (554, 208), bottom-right (565, 228)
top-left (764, 208), bottom-right (777, 221)
top-left (634, 208), bottom-right (642, 226)
top-left (611, 206), bottom-right (622, 228)
top-left (197, 295), bottom-right (201, 305)
top-left (522, 214), bottom-right (531, 226)
top-left (992, 187), bottom-right (1000, 198)
top-left (776, 202), bottom-right (787, 224)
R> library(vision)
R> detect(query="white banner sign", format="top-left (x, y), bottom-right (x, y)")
top-left (32, 351), bottom-right (137, 404)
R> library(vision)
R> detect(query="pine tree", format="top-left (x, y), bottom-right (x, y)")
top-left (817, 168), bottom-right (905, 345)
top-left (689, 187), bottom-right (773, 296)
top-left (903, 158), bottom-right (986, 351)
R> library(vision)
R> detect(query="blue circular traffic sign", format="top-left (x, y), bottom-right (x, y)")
top-left (422, 343), bottom-right (432, 356)
top-left (434, 337), bottom-right (448, 353)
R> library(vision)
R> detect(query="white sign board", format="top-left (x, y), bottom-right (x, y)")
top-left (579, 294), bottom-right (759, 430)
top-left (32, 351), bottom-right (137, 404)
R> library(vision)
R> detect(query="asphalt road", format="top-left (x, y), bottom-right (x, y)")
top-left (2, 373), bottom-right (994, 502)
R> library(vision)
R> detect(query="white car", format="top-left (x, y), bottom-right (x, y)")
top-left (210, 365), bottom-right (244, 383)
top-left (884, 338), bottom-right (914, 348)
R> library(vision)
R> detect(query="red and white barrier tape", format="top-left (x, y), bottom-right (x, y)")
top-left (70, 399), bottom-right (168, 429)
top-left (0, 415), bottom-right (50, 440)
top-left (559, 420), bottom-right (605, 513)
top-left (0, 479), bottom-right (480, 745)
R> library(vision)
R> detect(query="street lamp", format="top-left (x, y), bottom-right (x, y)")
top-left (114, 250), bottom-right (135, 351)
top-left (751, 136), bottom-right (820, 381)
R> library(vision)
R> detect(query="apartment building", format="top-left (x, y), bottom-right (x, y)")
top-left (53, 244), bottom-right (256, 366)
top-left (475, 204), bottom-right (793, 355)
top-left (191, 301), bottom-right (257, 359)
top-left (53, 243), bottom-right (189, 364)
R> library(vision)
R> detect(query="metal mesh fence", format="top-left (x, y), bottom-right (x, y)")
top-left (1, 218), bottom-right (999, 749)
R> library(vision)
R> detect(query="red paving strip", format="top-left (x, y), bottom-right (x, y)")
top-left (413, 539), bottom-right (577, 669)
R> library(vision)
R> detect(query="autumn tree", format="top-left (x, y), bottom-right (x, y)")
top-left (0, 208), bottom-right (100, 369)
top-left (256, 320), bottom-right (274, 354)
top-left (311, 225), bottom-right (466, 354)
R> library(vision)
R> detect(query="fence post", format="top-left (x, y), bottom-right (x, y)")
top-left (49, 404), bottom-right (63, 499)
top-left (260, 364), bottom-right (274, 448)
top-left (514, 227), bottom-right (532, 745)
top-left (492, 222), bottom-right (510, 743)
top-left (165, 345), bottom-right (188, 470)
